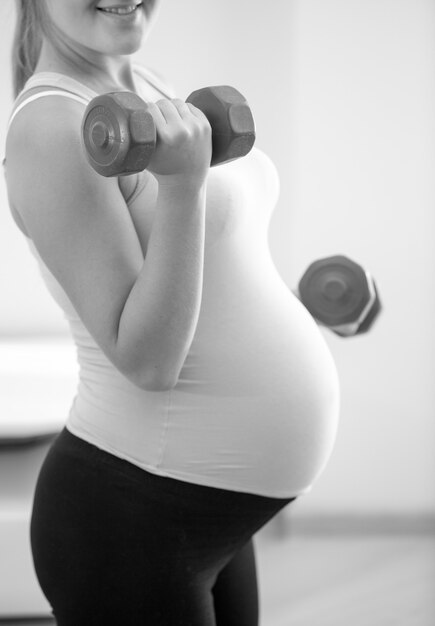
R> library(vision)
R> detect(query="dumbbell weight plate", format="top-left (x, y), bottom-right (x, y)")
top-left (298, 255), bottom-right (379, 334)
top-left (186, 86), bottom-right (256, 166)
top-left (351, 280), bottom-right (382, 335)
top-left (82, 92), bottom-right (156, 177)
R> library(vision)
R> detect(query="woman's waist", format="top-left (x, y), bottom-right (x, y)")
top-left (75, 342), bottom-right (339, 429)
top-left (71, 375), bottom-right (339, 449)
top-left (68, 379), bottom-right (339, 499)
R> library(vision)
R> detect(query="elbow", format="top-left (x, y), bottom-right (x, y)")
top-left (130, 366), bottom-right (180, 392)
top-left (117, 343), bottom-right (186, 392)
top-left (142, 376), bottom-right (178, 393)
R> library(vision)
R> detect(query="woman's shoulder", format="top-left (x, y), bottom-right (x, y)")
top-left (5, 88), bottom-right (90, 193)
top-left (7, 72), bottom-right (95, 143)
top-left (8, 82), bottom-right (89, 145)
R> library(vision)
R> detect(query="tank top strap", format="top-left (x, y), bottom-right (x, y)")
top-left (23, 72), bottom-right (98, 100)
top-left (7, 73), bottom-right (96, 134)
top-left (7, 91), bottom-right (90, 133)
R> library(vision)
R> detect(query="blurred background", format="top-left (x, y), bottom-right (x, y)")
top-left (0, 0), bottom-right (434, 622)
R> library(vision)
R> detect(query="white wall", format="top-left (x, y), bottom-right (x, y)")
top-left (0, 0), bottom-right (434, 515)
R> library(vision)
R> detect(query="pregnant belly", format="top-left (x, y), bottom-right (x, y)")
top-left (164, 291), bottom-right (339, 497)
top-left (162, 265), bottom-right (341, 496)
top-left (162, 255), bottom-right (339, 497)
top-left (179, 257), bottom-right (340, 405)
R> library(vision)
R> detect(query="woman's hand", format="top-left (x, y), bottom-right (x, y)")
top-left (146, 99), bottom-right (212, 185)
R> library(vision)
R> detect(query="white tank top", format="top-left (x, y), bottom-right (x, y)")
top-left (6, 67), bottom-right (340, 498)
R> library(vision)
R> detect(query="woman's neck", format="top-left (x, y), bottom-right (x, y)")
top-left (35, 39), bottom-right (138, 94)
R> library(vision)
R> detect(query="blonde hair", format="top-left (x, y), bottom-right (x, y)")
top-left (11, 0), bottom-right (52, 97)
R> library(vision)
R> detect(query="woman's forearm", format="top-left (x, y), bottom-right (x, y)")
top-left (116, 179), bottom-right (207, 390)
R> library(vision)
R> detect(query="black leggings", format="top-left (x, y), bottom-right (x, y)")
top-left (30, 428), bottom-right (294, 625)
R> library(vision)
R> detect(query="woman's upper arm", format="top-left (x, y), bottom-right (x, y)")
top-left (5, 97), bottom-right (146, 382)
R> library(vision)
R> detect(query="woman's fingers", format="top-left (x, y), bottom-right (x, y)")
top-left (145, 98), bottom-right (212, 178)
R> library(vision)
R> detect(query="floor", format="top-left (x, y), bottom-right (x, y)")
top-left (255, 529), bottom-right (435, 626)
top-left (1, 530), bottom-right (434, 626)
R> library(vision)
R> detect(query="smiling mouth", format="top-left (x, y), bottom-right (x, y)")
top-left (97, 3), bottom-right (143, 16)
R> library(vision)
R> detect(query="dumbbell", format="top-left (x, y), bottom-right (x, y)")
top-left (81, 86), bottom-right (256, 177)
top-left (295, 255), bottom-right (382, 337)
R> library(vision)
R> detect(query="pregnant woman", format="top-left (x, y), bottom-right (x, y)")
top-left (5, 1), bottom-right (340, 624)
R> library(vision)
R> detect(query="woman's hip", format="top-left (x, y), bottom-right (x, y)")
top-left (31, 427), bottom-right (293, 553)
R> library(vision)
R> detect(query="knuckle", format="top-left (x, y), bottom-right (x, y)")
top-left (157, 127), bottom-right (170, 144)
top-left (177, 127), bottom-right (191, 142)
top-left (195, 117), bottom-right (212, 137)
top-left (191, 121), bottom-right (206, 139)
top-left (168, 127), bottom-right (190, 146)
top-left (195, 110), bottom-right (212, 131)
